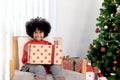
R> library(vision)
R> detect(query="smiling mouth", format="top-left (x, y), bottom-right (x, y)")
top-left (35, 36), bottom-right (42, 40)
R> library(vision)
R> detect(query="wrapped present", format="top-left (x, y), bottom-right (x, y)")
top-left (62, 59), bottom-right (73, 70)
top-left (73, 59), bottom-right (83, 73)
top-left (86, 62), bottom-right (95, 80)
top-left (28, 44), bottom-right (63, 64)
top-left (98, 73), bottom-right (107, 80)
top-left (86, 61), bottom-right (107, 80)
top-left (62, 58), bottom-right (83, 73)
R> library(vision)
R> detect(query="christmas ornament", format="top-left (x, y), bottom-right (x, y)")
top-left (110, 73), bottom-right (116, 76)
top-left (113, 27), bottom-right (117, 32)
top-left (113, 60), bottom-right (117, 65)
top-left (117, 6), bottom-right (120, 13)
top-left (95, 28), bottom-right (100, 33)
top-left (111, 14), bottom-right (114, 17)
top-left (102, 15), bottom-right (105, 18)
top-left (104, 25), bottom-right (108, 29)
top-left (112, 23), bottom-right (116, 26)
top-left (115, 4), bottom-right (119, 7)
top-left (101, 47), bottom-right (106, 52)
top-left (93, 45), bottom-right (96, 48)
top-left (104, 20), bottom-right (107, 23)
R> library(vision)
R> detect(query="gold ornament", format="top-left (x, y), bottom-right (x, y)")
top-left (117, 6), bottom-right (120, 13)
top-left (93, 45), bottom-right (96, 48)
top-left (116, 50), bottom-right (119, 54)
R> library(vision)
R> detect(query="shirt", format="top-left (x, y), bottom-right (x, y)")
top-left (22, 39), bottom-right (52, 73)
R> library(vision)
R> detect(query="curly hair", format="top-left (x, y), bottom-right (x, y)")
top-left (25, 17), bottom-right (51, 38)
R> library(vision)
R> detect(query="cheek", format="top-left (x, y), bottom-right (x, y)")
top-left (33, 34), bottom-right (38, 39)
top-left (33, 34), bottom-right (36, 38)
top-left (41, 33), bottom-right (45, 37)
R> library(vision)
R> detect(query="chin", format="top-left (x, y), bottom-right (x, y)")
top-left (35, 39), bottom-right (42, 41)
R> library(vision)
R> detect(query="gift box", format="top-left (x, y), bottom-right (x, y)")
top-left (28, 44), bottom-right (63, 64)
top-left (62, 59), bottom-right (73, 70)
top-left (86, 61), bottom-right (107, 80)
top-left (86, 63), bottom-right (94, 80)
top-left (98, 73), bottom-right (107, 80)
top-left (62, 58), bottom-right (83, 73)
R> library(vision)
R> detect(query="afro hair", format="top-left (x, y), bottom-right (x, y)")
top-left (25, 17), bottom-right (51, 38)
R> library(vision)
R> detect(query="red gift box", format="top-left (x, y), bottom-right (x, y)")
top-left (62, 59), bottom-right (73, 70)
top-left (28, 44), bottom-right (63, 64)
top-left (62, 58), bottom-right (83, 73)
top-left (75, 59), bottom-right (83, 73)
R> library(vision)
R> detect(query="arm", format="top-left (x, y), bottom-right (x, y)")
top-left (22, 43), bottom-right (28, 64)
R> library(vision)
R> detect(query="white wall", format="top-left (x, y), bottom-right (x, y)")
top-left (56, 0), bottom-right (103, 58)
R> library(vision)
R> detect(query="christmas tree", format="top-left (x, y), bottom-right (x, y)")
top-left (87, 0), bottom-right (120, 80)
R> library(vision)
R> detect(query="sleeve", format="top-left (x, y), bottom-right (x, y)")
top-left (22, 43), bottom-right (28, 64)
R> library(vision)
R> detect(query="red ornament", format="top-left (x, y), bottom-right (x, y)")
top-left (101, 47), bottom-right (106, 52)
top-left (113, 60), bottom-right (117, 65)
top-left (95, 28), bottom-right (100, 33)
top-left (113, 27), bottom-right (117, 32)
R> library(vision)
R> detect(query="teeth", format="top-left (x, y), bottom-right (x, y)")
top-left (36, 37), bottom-right (42, 40)
top-left (35, 36), bottom-right (42, 40)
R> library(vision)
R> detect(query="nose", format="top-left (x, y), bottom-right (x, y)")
top-left (36, 33), bottom-right (40, 36)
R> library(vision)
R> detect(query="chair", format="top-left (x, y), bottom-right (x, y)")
top-left (10, 36), bottom-right (87, 80)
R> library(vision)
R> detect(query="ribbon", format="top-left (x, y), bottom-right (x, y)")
top-left (51, 45), bottom-right (55, 64)
top-left (73, 60), bottom-right (76, 71)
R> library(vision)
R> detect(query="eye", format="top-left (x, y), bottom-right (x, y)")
top-left (34, 31), bottom-right (37, 34)
top-left (40, 31), bottom-right (43, 33)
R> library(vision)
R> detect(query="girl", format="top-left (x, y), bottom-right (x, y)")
top-left (21, 17), bottom-right (65, 80)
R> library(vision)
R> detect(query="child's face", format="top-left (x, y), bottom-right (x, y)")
top-left (33, 28), bottom-right (44, 41)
